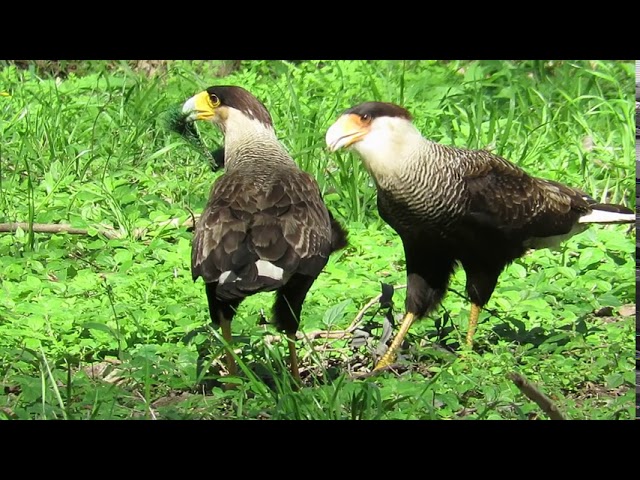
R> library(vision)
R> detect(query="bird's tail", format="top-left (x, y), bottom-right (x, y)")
top-left (578, 203), bottom-right (635, 224)
top-left (215, 260), bottom-right (285, 301)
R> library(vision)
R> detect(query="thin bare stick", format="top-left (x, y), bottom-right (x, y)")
top-left (289, 284), bottom-right (409, 343)
top-left (260, 285), bottom-right (409, 344)
top-left (134, 390), bottom-right (158, 420)
top-left (0, 214), bottom-right (202, 241)
top-left (347, 284), bottom-right (406, 333)
top-left (507, 372), bottom-right (567, 420)
top-left (0, 222), bottom-right (120, 239)
top-left (155, 213), bottom-right (200, 230)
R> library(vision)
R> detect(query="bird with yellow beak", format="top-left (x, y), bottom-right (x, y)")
top-left (181, 86), bottom-right (347, 385)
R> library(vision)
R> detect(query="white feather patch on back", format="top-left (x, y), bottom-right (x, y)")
top-left (218, 271), bottom-right (237, 284)
top-left (255, 260), bottom-right (284, 280)
top-left (218, 260), bottom-right (284, 285)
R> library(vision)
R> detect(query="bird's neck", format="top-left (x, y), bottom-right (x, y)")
top-left (352, 124), bottom-right (465, 228)
top-left (353, 124), bottom-right (434, 187)
top-left (221, 113), bottom-right (294, 170)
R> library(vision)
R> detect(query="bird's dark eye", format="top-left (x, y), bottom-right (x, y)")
top-left (361, 114), bottom-right (371, 123)
top-left (210, 94), bottom-right (221, 107)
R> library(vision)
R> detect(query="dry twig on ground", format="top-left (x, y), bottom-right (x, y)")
top-left (507, 371), bottom-right (567, 420)
top-left (0, 215), bottom-right (201, 241)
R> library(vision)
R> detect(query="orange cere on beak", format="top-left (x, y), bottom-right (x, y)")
top-left (325, 113), bottom-right (371, 152)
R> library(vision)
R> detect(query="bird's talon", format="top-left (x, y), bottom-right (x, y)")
top-left (373, 355), bottom-right (395, 371)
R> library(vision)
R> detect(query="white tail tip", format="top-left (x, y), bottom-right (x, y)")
top-left (578, 210), bottom-right (635, 224)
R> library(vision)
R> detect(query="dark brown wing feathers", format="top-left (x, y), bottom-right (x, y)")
top-left (192, 167), bottom-right (334, 299)
top-left (462, 149), bottom-right (590, 238)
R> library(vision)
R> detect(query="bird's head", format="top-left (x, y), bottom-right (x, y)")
top-left (325, 101), bottom-right (414, 153)
top-left (182, 85), bottom-right (274, 132)
top-left (326, 102), bottom-right (423, 180)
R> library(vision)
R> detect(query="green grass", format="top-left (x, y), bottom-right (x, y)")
top-left (0, 60), bottom-right (635, 420)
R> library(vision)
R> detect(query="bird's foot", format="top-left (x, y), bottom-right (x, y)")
top-left (373, 351), bottom-right (396, 371)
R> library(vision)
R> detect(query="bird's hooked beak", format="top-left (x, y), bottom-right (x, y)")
top-left (182, 91), bottom-right (217, 122)
top-left (325, 114), bottom-right (370, 152)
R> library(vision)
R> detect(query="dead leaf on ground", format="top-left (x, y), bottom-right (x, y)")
top-left (81, 359), bottom-right (126, 385)
top-left (617, 304), bottom-right (635, 317)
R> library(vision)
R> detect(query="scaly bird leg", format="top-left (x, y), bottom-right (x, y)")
top-left (465, 303), bottom-right (481, 348)
top-left (373, 312), bottom-right (416, 371)
top-left (286, 333), bottom-right (302, 387)
top-left (220, 317), bottom-right (237, 377)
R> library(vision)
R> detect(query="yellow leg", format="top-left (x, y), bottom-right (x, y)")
top-left (465, 303), bottom-right (481, 348)
top-left (220, 317), bottom-right (237, 376)
top-left (373, 312), bottom-right (416, 371)
top-left (286, 333), bottom-right (302, 387)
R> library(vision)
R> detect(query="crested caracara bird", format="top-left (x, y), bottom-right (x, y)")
top-left (326, 101), bottom-right (634, 371)
top-left (182, 86), bottom-right (347, 384)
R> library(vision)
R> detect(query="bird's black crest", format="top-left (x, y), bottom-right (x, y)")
top-left (343, 101), bottom-right (412, 121)
top-left (205, 85), bottom-right (273, 126)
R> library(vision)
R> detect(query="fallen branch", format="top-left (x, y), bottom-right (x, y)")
top-left (0, 222), bottom-right (121, 239)
top-left (507, 372), bottom-right (567, 420)
top-left (0, 214), bottom-right (202, 241)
